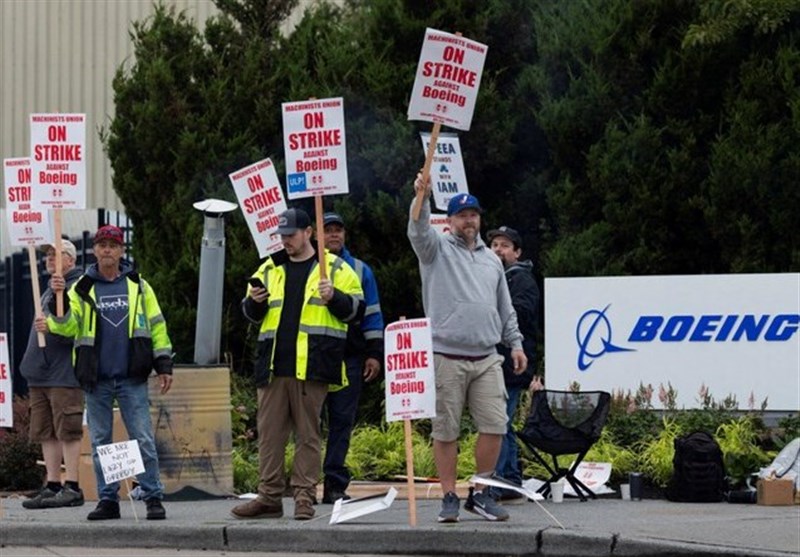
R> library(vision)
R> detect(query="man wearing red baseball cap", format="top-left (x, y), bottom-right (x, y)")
top-left (39, 224), bottom-right (174, 521)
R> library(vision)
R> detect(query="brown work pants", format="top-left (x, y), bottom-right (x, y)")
top-left (256, 376), bottom-right (329, 506)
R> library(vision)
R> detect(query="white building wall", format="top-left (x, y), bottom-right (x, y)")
top-left (0, 0), bottom-right (328, 259)
top-left (0, 0), bottom-right (221, 257)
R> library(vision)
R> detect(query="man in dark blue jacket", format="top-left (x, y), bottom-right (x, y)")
top-left (487, 226), bottom-right (540, 502)
top-left (320, 212), bottom-right (385, 503)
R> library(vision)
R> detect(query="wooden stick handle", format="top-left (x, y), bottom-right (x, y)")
top-left (411, 122), bottom-right (442, 221)
top-left (54, 209), bottom-right (64, 317)
top-left (28, 246), bottom-right (46, 347)
top-left (315, 195), bottom-right (327, 279)
top-left (404, 417), bottom-right (417, 526)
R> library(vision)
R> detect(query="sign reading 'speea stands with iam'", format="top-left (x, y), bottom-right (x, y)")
top-left (29, 113), bottom-right (87, 210)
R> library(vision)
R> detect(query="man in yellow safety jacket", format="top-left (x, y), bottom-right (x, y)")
top-left (230, 208), bottom-right (364, 522)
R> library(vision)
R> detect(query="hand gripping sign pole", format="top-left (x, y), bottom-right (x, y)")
top-left (385, 317), bottom-right (436, 526)
top-left (408, 30), bottom-right (487, 220)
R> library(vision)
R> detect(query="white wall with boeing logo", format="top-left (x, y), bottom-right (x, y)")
top-left (545, 273), bottom-right (800, 410)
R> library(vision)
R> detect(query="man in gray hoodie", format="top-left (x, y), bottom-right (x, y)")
top-left (408, 175), bottom-right (527, 523)
top-left (21, 239), bottom-right (85, 509)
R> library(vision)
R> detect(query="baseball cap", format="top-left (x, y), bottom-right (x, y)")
top-left (323, 212), bottom-right (345, 227)
top-left (276, 208), bottom-right (312, 235)
top-left (447, 193), bottom-right (482, 216)
top-left (40, 238), bottom-right (77, 260)
top-left (487, 226), bottom-right (523, 249)
top-left (94, 225), bottom-right (125, 245)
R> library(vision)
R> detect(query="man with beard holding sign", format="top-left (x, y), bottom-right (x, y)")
top-left (407, 175), bottom-right (527, 523)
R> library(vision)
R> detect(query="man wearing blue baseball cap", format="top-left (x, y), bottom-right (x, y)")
top-left (408, 176), bottom-right (527, 524)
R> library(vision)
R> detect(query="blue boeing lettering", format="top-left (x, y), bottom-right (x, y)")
top-left (628, 314), bottom-right (799, 342)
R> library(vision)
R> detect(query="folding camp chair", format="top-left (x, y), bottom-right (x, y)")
top-left (517, 389), bottom-right (611, 502)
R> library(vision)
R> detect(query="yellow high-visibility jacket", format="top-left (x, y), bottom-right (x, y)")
top-left (242, 252), bottom-right (364, 387)
top-left (48, 269), bottom-right (173, 391)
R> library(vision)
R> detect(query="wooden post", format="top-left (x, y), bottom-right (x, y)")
top-left (27, 246), bottom-right (46, 347)
top-left (411, 121), bottom-right (441, 221)
top-left (53, 209), bottom-right (64, 316)
top-left (315, 194), bottom-right (326, 279)
top-left (404, 417), bottom-right (417, 526)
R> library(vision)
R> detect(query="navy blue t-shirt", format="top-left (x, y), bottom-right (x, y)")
top-left (93, 277), bottom-right (130, 379)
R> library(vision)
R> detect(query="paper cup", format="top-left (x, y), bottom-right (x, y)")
top-left (620, 483), bottom-right (631, 500)
top-left (551, 481), bottom-right (564, 503)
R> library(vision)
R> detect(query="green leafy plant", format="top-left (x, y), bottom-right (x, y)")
top-left (716, 416), bottom-right (773, 488)
top-left (635, 418), bottom-right (682, 488)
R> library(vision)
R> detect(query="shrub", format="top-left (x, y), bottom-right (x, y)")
top-left (715, 416), bottom-right (773, 488)
top-left (635, 418), bottom-right (682, 488)
top-left (0, 396), bottom-right (44, 491)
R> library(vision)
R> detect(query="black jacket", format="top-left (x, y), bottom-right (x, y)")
top-left (497, 259), bottom-right (540, 389)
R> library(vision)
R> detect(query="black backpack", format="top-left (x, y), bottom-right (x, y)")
top-left (665, 431), bottom-right (727, 502)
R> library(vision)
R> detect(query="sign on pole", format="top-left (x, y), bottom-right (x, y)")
top-left (384, 318), bottom-right (436, 422)
top-left (407, 28), bottom-right (488, 131)
top-left (281, 97), bottom-right (348, 200)
top-left (4, 158), bottom-right (52, 246)
top-left (29, 113), bottom-right (87, 210)
top-left (5, 157), bottom-right (52, 346)
top-left (229, 158), bottom-right (288, 258)
top-left (408, 29), bottom-right (487, 220)
top-left (420, 132), bottom-right (468, 212)
top-left (0, 334), bottom-right (11, 427)
top-left (97, 439), bottom-right (145, 485)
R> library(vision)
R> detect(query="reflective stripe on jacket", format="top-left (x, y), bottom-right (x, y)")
top-left (48, 271), bottom-right (173, 390)
top-left (245, 252), bottom-right (364, 387)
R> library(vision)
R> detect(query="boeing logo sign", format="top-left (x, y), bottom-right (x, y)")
top-left (548, 274), bottom-right (800, 410)
top-left (576, 306), bottom-right (799, 370)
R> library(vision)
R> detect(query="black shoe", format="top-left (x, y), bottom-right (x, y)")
top-left (322, 488), bottom-right (351, 504)
top-left (22, 486), bottom-right (59, 509)
top-left (87, 500), bottom-right (120, 521)
top-left (146, 498), bottom-right (166, 520)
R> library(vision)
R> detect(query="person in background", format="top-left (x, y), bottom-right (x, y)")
top-left (230, 208), bottom-right (364, 521)
top-left (407, 177), bottom-right (527, 524)
top-left (38, 225), bottom-right (173, 521)
top-left (320, 212), bottom-right (384, 503)
top-left (486, 226), bottom-right (541, 502)
top-left (21, 239), bottom-right (85, 509)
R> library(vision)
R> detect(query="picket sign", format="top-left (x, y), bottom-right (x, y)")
top-left (384, 316), bottom-right (436, 526)
top-left (281, 96), bottom-right (350, 279)
top-left (408, 30), bottom-right (488, 220)
top-left (30, 113), bottom-right (87, 316)
top-left (4, 157), bottom-right (51, 346)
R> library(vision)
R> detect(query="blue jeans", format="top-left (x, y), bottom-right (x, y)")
top-left (494, 386), bottom-right (523, 493)
top-left (85, 378), bottom-right (163, 502)
top-left (322, 356), bottom-right (363, 490)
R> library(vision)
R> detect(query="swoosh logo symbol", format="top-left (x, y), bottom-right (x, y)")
top-left (576, 305), bottom-right (635, 371)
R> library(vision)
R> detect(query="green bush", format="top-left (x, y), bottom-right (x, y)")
top-left (0, 396), bottom-right (44, 491)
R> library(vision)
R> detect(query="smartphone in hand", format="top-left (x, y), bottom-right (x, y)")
top-left (248, 277), bottom-right (265, 289)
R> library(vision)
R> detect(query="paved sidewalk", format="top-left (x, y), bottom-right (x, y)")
top-left (1, 493), bottom-right (798, 556)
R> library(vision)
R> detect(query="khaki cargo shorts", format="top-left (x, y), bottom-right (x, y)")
top-left (431, 353), bottom-right (507, 442)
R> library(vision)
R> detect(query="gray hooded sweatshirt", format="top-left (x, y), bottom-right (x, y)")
top-left (20, 266), bottom-right (83, 388)
top-left (407, 198), bottom-right (523, 356)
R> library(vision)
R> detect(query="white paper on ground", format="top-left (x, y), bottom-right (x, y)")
top-left (522, 461), bottom-right (615, 497)
top-left (469, 473), bottom-right (544, 501)
top-left (330, 488), bottom-right (398, 524)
